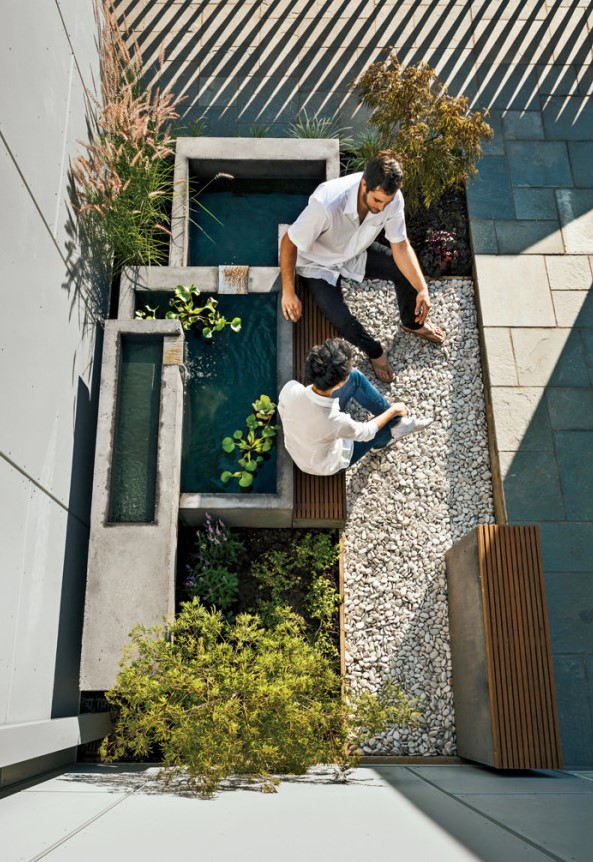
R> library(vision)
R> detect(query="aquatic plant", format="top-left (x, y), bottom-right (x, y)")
top-left (355, 54), bottom-right (493, 211)
top-left (221, 395), bottom-right (279, 488)
top-left (136, 284), bottom-right (241, 338)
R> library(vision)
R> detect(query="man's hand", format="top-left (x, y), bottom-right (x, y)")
top-left (389, 401), bottom-right (408, 418)
top-left (415, 287), bottom-right (431, 325)
top-left (282, 291), bottom-right (302, 322)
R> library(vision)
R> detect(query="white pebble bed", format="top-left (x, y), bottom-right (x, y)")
top-left (341, 277), bottom-right (495, 756)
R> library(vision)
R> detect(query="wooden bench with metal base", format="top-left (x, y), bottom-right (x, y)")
top-left (291, 280), bottom-right (346, 528)
top-left (445, 524), bottom-right (563, 769)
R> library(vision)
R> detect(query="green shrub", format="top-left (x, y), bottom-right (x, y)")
top-left (183, 514), bottom-right (245, 610)
top-left (354, 54), bottom-right (493, 211)
top-left (101, 600), bottom-right (419, 796)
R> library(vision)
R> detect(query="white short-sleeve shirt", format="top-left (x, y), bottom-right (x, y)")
top-left (287, 172), bottom-right (407, 285)
top-left (278, 380), bottom-right (378, 476)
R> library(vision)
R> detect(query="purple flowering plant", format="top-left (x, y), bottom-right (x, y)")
top-left (420, 228), bottom-right (471, 277)
top-left (183, 514), bottom-right (245, 610)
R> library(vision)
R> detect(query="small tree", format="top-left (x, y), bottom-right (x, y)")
top-left (355, 54), bottom-right (493, 211)
top-left (101, 600), bottom-right (419, 797)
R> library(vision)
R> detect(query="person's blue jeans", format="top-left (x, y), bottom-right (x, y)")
top-left (332, 369), bottom-right (401, 466)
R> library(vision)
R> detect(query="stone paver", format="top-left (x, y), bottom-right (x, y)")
top-left (119, 0), bottom-right (593, 766)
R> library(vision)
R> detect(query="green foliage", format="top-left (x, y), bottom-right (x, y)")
top-left (221, 395), bottom-right (279, 488)
top-left (289, 110), bottom-right (353, 148)
top-left (101, 600), bottom-right (420, 796)
top-left (183, 514), bottom-right (246, 609)
top-left (249, 124), bottom-right (273, 138)
top-left (136, 284), bottom-right (241, 338)
top-left (342, 128), bottom-right (383, 172)
top-left (355, 54), bottom-right (493, 211)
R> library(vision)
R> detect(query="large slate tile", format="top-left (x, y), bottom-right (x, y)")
top-left (547, 388), bottom-right (593, 431)
top-left (537, 63), bottom-right (579, 97)
top-left (513, 188), bottom-right (558, 220)
top-left (495, 219), bottom-right (563, 254)
top-left (406, 764), bottom-right (593, 795)
top-left (552, 291), bottom-right (593, 327)
top-left (552, 654), bottom-right (593, 767)
top-left (502, 110), bottom-right (544, 140)
top-left (557, 189), bottom-right (593, 254)
top-left (581, 329), bottom-right (593, 367)
top-left (480, 109), bottom-right (505, 155)
top-left (545, 255), bottom-right (593, 291)
top-left (555, 431), bottom-right (593, 520)
top-left (548, 331), bottom-right (591, 388)
top-left (467, 157), bottom-right (514, 219)
top-left (545, 573), bottom-right (593, 653)
top-left (475, 63), bottom-right (541, 110)
top-left (474, 256), bottom-right (555, 327)
top-left (490, 387), bottom-right (553, 453)
top-left (482, 327), bottom-right (518, 386)
top-left (507, 140), bottom-right (573, 188)
top-left (538, 522), bottom-right (593, 572)
top-left (504, 450), bottom-right (565, 521)
top-left (469, 219), bottom-right (499, 253)
top-left (542, 95), bottom-right (593, 140)
top-left (569, 142), bottom-right (593, 187)
top-left (511, 328), bottom-right (580, 387)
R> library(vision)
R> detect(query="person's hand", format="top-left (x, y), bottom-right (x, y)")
top-left (390, 402), bottom-right (408, 418)
top-left (282, 292), bottom-right (302, 323)
top-left (415, 287), bottom-right (431, 324)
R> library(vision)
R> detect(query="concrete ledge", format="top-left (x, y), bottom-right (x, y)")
top-left (0, 714), bottom-right (111, 769)
top-left (80, 320), bottom-right (184, 690)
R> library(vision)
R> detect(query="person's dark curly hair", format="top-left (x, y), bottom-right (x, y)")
top-left (363, 150), bottom-right (404, 196)
top-left (304, 338), bottom-right (353, 391)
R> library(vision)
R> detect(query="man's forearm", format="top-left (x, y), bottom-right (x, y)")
top-left (391, 239), bottom-right (427, 294)
top-left (280, 233), bottom-right (298, 296)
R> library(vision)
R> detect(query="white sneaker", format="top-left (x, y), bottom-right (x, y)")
top-left (372, 416), bottom-right (433, 451)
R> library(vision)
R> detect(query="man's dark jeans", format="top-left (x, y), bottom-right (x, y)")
top-left (299, 241), bottom-right (420, 360)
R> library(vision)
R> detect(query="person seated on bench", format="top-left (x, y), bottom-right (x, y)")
top-left (278, 338), bottom-right (432, 476)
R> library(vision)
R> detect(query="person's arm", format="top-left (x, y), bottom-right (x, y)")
top-left (391, 238), bottom-right (431, 325)
top-left (280, 232), bottom-right (302, 322)
top-left (337, 402), bottom-right (408, 441)
top-left (375, 401), bottom-right (407, 430)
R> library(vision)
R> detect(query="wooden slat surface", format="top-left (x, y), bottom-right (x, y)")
top-left (477, 525), bottom-right (563, 769)
top-left (292, 280), bottom-right (346, 527)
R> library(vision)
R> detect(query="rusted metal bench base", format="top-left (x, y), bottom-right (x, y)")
top-left (446, 525), bottom-right (562, 769)
top-left (292, 280), bottom-right (346, 528)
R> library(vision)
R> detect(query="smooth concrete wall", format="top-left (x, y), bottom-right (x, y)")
top-left (0, 1), bottom-right (108, 783)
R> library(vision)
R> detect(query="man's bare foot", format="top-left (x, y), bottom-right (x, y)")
top-left (401, 321), bottom-right (446, 344)
top-left (370, 352), bottom-right (395, 383)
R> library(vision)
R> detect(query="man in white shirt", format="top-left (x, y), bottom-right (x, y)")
top-left (278, 338), bottom-right (432, 476)
top-left (280, 151), bottom-right (445, 383)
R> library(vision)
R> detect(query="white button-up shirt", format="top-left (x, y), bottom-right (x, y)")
top-left (278, 380), bottom-right (378, 475)
top-left (287, 172), bottom-right (407, 285)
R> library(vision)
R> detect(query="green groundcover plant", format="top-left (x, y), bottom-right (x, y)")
top-left (136, 284), bottom-right (241, 338)
top-left (351, 53), bottom-right (493, 211)
top-left (221, 395), bottom-right (279, 488)
top-left (101, 600), bottom-right (420, 797)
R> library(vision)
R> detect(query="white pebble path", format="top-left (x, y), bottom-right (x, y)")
top-left (341, 277), bottom-right (495, 756)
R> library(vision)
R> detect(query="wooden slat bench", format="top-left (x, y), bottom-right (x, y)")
top-left (445, 524), bottom-right (563, 769)
top-left (291, 280), bottom-right (347, 528)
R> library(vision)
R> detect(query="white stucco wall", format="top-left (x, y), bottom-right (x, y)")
top-left (0, 0), bottom-right (107, 785)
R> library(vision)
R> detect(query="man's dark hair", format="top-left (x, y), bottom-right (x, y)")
top-left (305, 338), bottom-right (353, 391)
top-left (363, 150), bottom-right (404, 195)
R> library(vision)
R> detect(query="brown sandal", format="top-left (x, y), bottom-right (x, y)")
top-left (401, 321), bottom-right (446, 344)
top-left (371, 353), bottom-right (395, 383)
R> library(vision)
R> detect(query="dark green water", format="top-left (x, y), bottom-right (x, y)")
top-left (109, 335), bottom-right (163, 522)
top-left (136, 291), bottom-right (278, 493)
top-left (189, 177), bottom-right (310, 266)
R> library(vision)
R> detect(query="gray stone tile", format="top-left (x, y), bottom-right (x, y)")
top-left (197, 104), bottom-right (239, 136)
top-left (236, 77), bottom-right (300, 122)
top-left (495, 220), bottom-right (564, 254)
top-left (547, 388), bottom-right (593, 431)
top-left (480, 109), bottom-right (505, 155)
top-left (475, 64), bottom-right (542, 111)
top-left (552, 291), bottom-right (593, 327)
top-left (545, 573), bottom-right (593, 652)
top-left (576, 62), bottom-right (593, 96)
top-left (482, 328), bottom-right (518, 386)
top-left (507, 140), bottom-right (573, 188)
top-left (502, 110), bottom-right (545, 140)
top-left (512, 328), bottom-right (584, 386)
top-left (569, 143), bottom-right (593, 188)
top-left (469, 219), bottom-right (499, 253)
top-left (536, 64), bottom-right (579, 97)
top-left (197, 75), bottom-right (239, 107)
top-left (549, 331), bottom-right (592, 388)
top-left (556, 431), bottom-right (593, 520)
top-left (298, 90), bottom-right (348, 120)
top-left (467, 157), bottom-right (514, 219)
top-left (538, 522), bottom-right (593, 572)
top-left (546, 6), bottom-right (593, 65)
top-left (545, 255), bottom-right (593, 291)
top-left (474, 256), bottom-right (555, 327)
top-left (552, 655), bottom-right (593, 767)
top-left (472, 19), bottom-right (550, 64)
top-left (542, 95), bottom-right (593, 140)
top-left (513, 188), bottom-right (558, 221)
top-left (581, 329), bottom-right (593, 367)
top-left (406, 764), bottom-right (593, 795)
top-left (490, 387), bottom-right (553, 453)
top-left (504, 450), bottom-right (565, 521)
top-left (557, 189), bottom-right (593, 254)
